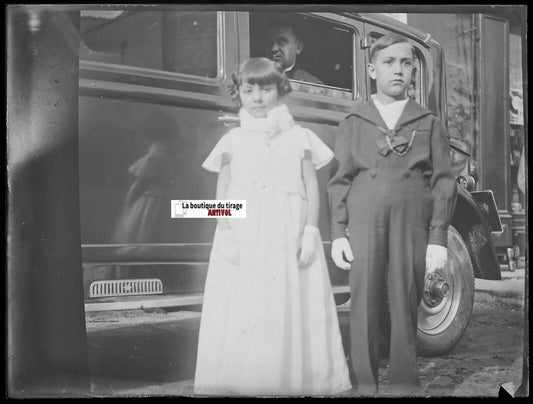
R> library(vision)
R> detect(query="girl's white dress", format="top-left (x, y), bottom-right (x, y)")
top-left (194, 104), bottom-right (351, 396)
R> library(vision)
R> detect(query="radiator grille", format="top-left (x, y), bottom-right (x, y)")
top-left (89, 279), bottom-right (163, 298)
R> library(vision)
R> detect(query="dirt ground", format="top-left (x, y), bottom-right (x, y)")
top-left (384, 286), bottom-right (525, 396)
top-left (86, 268), bottom-right (527, 398)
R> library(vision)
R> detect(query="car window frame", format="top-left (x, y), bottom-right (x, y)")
top-left (282, 12), bottom-right (363, 104)
top-left (79, 9), bottom-right (227, 88)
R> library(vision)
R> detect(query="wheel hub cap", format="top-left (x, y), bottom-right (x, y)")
top-left (423, 272), bottom-right (450, 307)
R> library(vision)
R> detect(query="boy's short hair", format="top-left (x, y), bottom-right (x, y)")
top-left (229, 58), bottom-right (292, 106)
top-left (370, 33), bottom-right (416, 62)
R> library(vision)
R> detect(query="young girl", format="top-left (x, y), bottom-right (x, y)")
top-left (194, 58), bottom-right (351, 396)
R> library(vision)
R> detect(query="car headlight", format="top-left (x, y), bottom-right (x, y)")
top-left (456, 175), bottom-right (476, 191)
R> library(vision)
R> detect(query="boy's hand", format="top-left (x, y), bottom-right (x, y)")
top-left (299, 225), bottom-right (320, 267)
top-left (425, 244), bottom-right (448, 274)
top-left (331, 237), bottom-right (353, 270)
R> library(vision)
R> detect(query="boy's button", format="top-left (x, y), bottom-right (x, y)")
top-left (369, 169), bottom-right (377, 177)
top-left (403, 171), bottom-right (411, 178)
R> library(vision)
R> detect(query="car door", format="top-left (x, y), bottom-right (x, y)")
top-left (79, 8), bottom-right (239, 306)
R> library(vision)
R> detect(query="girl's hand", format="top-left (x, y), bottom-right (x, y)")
top-left (425, 244), bottom-right (448, 274)
top-left (298, 225), bottom-right (320, 267)
top-left (331, 237), bottom-right (353, 270)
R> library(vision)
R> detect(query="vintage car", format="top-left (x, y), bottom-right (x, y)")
top-left (78, 8), bottom-right (501, 356)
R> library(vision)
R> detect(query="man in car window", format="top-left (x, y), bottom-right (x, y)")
top-left (265, 18), bottom-right (323, 85)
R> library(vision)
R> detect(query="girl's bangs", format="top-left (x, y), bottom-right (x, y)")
top-left (240, 61), bottom-right (281, 87)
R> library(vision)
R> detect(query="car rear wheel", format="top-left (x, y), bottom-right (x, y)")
top-left (417, 225), bottom-right (475, 357)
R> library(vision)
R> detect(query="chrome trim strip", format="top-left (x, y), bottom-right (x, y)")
top-left (84, 262), bottom-right (208, 266)
top-left (84, 286), bottom-right (351, 312)
top-left (82, 243), bottom-right (213, 248)
top-left (84, 293), bottom-right (204, 312)
top-left (79, 78), bottom-right (235, 109)
top-left (331, 285), bottom-right (351, 294)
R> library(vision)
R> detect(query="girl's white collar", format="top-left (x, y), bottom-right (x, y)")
top-left (239, 104), bottom-right (295, 138)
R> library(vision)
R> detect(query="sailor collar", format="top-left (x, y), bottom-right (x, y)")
top-left (349, 99), bottom-right (435, 156)
top-left (350, 98), bottom-right (433, 131)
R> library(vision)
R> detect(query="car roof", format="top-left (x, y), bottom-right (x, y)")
top-left (341, 12), bottom-right (442, 51)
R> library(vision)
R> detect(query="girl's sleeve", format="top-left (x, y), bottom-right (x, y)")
top-left (301, 128), bottom-right (334, 169)
top-left (201, 133), bottom-right (232, 173)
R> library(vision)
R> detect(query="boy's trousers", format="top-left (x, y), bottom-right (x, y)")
top-left (347, 168), bottom-right (432, 396)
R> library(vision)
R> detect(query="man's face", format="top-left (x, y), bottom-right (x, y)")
top-left (266, 26), bottom-right (303, 70)
top-left (368, 42), bottom-right (414, 102)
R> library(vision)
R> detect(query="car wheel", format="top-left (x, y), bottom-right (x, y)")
top-left (417, 225), bottom-right (475, 357)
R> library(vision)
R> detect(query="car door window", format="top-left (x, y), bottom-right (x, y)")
top-left (80, 10), bottom-right (221, 79)
top-left (249, 12), bottom-right (358, 101)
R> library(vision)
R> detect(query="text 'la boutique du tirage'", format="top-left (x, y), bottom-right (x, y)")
top-left (171, 200), bottom-right (247, 218)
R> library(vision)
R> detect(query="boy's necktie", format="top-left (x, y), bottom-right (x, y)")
top-left (375, 126), bottom-right (415, 156)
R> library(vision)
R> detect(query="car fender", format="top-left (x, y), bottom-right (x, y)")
top-left (451, 186), bottom-right (501, 280)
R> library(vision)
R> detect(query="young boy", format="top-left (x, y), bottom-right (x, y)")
top-left (327, 34), bottom-right (457, 396)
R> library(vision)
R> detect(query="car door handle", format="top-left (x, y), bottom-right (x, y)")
top-left (218, 115), bottom-right (239, 126)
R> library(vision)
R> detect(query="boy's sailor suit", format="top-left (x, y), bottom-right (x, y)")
top-left (328, 98), bottom-right (457, 394)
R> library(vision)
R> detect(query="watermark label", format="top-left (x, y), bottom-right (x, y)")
top-left (171, 200), bottom-right (247, 218)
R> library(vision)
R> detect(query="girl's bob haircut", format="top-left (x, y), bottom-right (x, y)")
top-left (229, 57), bottom-right (292, 106)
